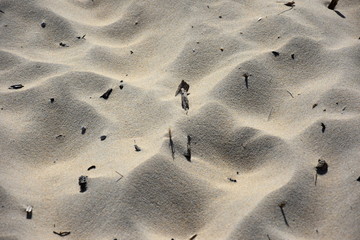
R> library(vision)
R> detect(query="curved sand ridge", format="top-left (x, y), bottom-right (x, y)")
top-left (0, 0), bottom-right (359, 239)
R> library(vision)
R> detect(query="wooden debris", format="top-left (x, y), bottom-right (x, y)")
top-left (169, 128), bottom-right (175, 160)
top-left (228, 178), bottom-right (237, 183)
top-left (8, 84), bottom-right (24, 89)
top-left (81, 127), bottom-right (86, 135)
top-left (0, 10), bottom-right (4, 13)
top-left (53, 231), bottom-right (71, 237)
top-left (286, 90), bottom-right (294, 98)
top-left (79, 175), bottom-right (88, 192)
top-left (184, 135), bottom-right (191, 162)
top-left (26, 206), bottom-right (33, 219)
top-left (181, 88), bottom-right (190, 112)
top-left (56, 134), bottom-right (65, 139)
top-left (328, 0), bottom-right (339, 10)
top-left (134, 140), bottom-right (141, 152)
top-left (314, 172), bottom-right (318, 186)
top-left (321, 123), bottom-right (326, 133)
top-left (175, 80), bottom-right (190, 97)
top-left (100, 88), bottom-right (113, 100)
top-left (278, 201), bottom-right (289, 226)
top-left (87, 165), bottom-right (96, 171)
top-left (312, 103), bottom-right (318, 109)
top-left (189, 234), bottom-right (198, 240)
top-left (76, 34), bottom-right (86, 39)
top-left (316, 159), bottom-right (328, 175)
top-left (243, 73), bottom-right (250, 89)
top-left (272, 51), bottom-right (280, 57)
top-left (284, 1), bottom-right (295, 7)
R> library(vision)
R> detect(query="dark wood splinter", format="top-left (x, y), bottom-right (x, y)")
top-left (184, 135), bottom-right (191, 162)
top-left (78, 175), bottom-right (88, 193)
top-left (100, 88), bottom-right (113, 100)
top-left (278, 201), bottom-right (289, 227)
top-left (169, 128), bottom-right (175, 160)
top-left (328, 0), bottom-right (339, 10)
top-left (53, 231), bottom-right (71, 237)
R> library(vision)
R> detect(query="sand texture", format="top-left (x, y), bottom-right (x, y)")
top-left (0, 0), bottom-right (360, 239)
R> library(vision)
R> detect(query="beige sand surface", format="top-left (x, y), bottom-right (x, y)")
top-left (0, 0), bottom-right (359, 239)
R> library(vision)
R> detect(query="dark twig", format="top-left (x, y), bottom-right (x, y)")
top-left (243, 73), bottom-right (251, 89)
top-left (169, 128), bottom-right (175, 160)
top-left (184, 135), bottom-right (191, 162)
top-left (286, 90), bottom-right (294, 98)
top-left (328, 0), bottom-right (339, 10)
top-left (321, 123), bottom-right (326, 133)
top-left (53, 231), bottom-right (71, 237)
top-left (8, 84), bottom-right (24, 89)
top-left (189, 234), bottom-right (198, 240)
top-left (278, 201), bottom-right (289, 227)
top-left (100, 88), bottom-right (113, 100)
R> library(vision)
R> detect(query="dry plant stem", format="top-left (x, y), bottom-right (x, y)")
top-left (181, 88), bottom-right (189, 112)
top-left (328, 0), bottom-right (339, 10)
top-left (169, 128), bottom-right (175, 160)
top-left (185, 135), bottom-right (191, 161)
top-left (314, 172), bottom-right (318, 186)
top-left (287, 90), bottom-right (294, 98)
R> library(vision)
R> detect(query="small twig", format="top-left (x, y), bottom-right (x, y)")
top-left (321, 123), bottom-right (326, 133)
top-left (100, 88), bottom-right (113, 100)
top-left (286, 90), bottom-right (294, 98)
top-left (314, 172), bottom-right (318, 186)
top-left (169, 128), bottom-right (175, 160)
top-left (53, 231), bottom-right (71, 237)
top-left (189, 234), bottom-right (198, 240)
top-left (181, 89), bottom-right (190, 112)
top-left (243, 73), bottom-right (251, 89)
top-left (278, 202), bottom-right (289, 227)
top-left (184, 135), bottom-right (191, 162)
top-left (328, 0), bottom-right (339, 10)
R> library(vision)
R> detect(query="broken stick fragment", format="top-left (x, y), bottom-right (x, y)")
top-left (328, 0), bottom-right (339, 10)
top-left (78, 175), bottom-right (88, 193)
top-left (181, 88), bottom-right (190, 112)
top-left (184, 135), bottom-right (191, 162)
top-left (53, 231), bottom-right (71, 237)
top-left (26, 206), bottom-right (33, 219)
top-left (175, 80), bottom-right (190, 96)
top-left (169, 128), bottom-right (175, 160)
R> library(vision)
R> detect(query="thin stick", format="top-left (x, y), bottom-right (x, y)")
top-left (314, 172), bottom-right (318, 186)
top-left (169, 128), bottom-right (175, 160)
top-left (328, 0), bottom-right (339, 10)
top-left (286, 90), bottom-right (294, 98)
top-left (185, 135), bottom-right (191, 162)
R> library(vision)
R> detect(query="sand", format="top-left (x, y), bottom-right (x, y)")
top-left (0, 0), bottom-right (359, 239)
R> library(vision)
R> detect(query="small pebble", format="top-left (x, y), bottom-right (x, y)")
top-left (100, 135), bottom-right (107, 141)
top-left (41, 22), bottom-right (46, 28)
